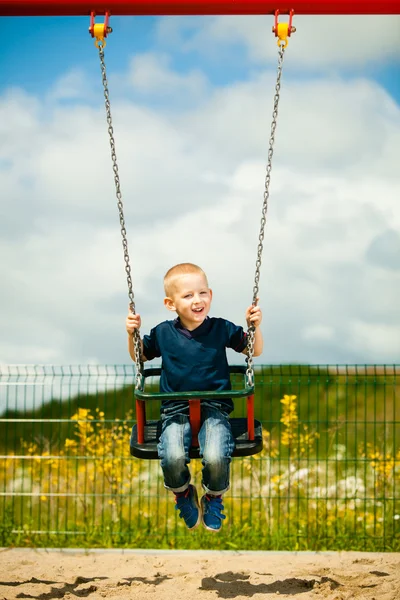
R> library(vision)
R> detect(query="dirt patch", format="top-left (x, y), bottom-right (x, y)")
top-left (0, 549), bottom-right (399, 600)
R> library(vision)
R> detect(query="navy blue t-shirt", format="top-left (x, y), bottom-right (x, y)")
top-left (142, 317), bottom-right (247, 413)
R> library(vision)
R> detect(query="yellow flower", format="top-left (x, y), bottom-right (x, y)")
top-left (65, 438), bottom-right (77, 449)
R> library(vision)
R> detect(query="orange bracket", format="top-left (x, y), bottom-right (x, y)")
top-left (89, 10), bottom-right (112, 46)
top-left (272, 9), bottom-right (296, 46)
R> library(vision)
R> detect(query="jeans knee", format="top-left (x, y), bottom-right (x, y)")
top-left (202, 448), bottom-right (230, 467)
top-left (161, 448), bottom-right (187, 470)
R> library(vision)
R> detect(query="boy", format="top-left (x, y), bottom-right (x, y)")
top-left (126, 263), bottom-right (263, 531)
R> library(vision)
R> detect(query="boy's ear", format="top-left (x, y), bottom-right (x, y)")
top-left (209, 288), bottom-right (213, 301)
top-left (164, 297), bottom-right (176, 312)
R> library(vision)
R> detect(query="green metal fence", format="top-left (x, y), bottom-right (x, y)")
top-left (0, 364), bottom-right (399, 551)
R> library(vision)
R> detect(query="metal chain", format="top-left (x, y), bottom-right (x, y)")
top-left (95, 34), bottom-right (285, 388)
top-left (97, 44), bottom-right (143, 387)
top-left (246, 45), bottom-right (286, 387)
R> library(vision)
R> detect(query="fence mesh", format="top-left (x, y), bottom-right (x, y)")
top-left (0, 364), bottom-right (399, 550)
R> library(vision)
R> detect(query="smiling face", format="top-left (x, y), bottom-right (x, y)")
top-left (164, 272), bottom-right (212, 331)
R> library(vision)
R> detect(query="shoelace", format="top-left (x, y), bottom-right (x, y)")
top-left (175, 488), bottom-right (190, 500)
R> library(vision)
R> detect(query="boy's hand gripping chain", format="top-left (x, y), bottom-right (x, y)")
top-left (90, 13), bottom-right (143, 388)
top-left (246, 10), bottom-right (295, 387)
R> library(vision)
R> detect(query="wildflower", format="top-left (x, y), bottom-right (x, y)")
top-left (65, 438), bottom-right (77, 449)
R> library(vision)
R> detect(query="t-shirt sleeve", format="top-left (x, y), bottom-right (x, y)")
top-left (142, 327), bottom-right (161, 361)
top-left (224, 320), bottom-right (248, 353)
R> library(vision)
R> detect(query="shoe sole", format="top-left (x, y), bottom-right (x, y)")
top-left (202, 522), bottom-right (222, 532)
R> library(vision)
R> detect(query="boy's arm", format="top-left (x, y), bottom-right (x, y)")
top-left (126, 312), bottom-right (148, 363)
top-left (251, 326), bottom-right (264, 357)
top-left (127, 332), bottom-right (147, 363)
top-left (242, 302), bottom-right (263, 357)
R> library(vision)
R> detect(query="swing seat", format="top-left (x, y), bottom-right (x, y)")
top-left (129, 366), bottom-right (263, 459)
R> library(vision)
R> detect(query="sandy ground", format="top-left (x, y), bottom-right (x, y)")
top-left (0, 549), bottom-right (399, 600)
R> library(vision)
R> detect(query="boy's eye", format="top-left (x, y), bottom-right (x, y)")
top-left (200, 291), bottom-right (207, 295)
top-left (184, 294), bottom-right (192, 299)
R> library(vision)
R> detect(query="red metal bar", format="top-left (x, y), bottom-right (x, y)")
top-left (135, 397), bottom-right (146, 444)
top-left (0, 0), bottom-right (398, 16)
top-left (189, 398), bottom-right (201, 448)
top-left (247, 394), bottom-right (255, 441)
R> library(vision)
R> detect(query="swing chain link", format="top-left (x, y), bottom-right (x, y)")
top-left (246, 45), bottom-right (285, 387)
top-left (98, 45), bottom-right (143, 388)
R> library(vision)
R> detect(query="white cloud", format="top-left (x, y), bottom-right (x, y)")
top-left (302, 325), bottom-right (335, 342)
top-left (156, 15), bottom-right (400, 70)
top-left (47, 69), bottom-right (92, 102)
top-left (0, 88), bottom-right (41, 157)
top-left (347, 321), bottom-right (400, 360)
top-left (175, 73), bottom-right (400, 178)
top-left (0, 51), bottom-right (399, 367)
top-left (127, 52), bottom-right (208, 100)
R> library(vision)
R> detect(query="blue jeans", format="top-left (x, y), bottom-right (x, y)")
top-left (157, 403), bottom-right (235, 495)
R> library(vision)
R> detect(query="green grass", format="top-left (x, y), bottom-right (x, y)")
top-left (1, 364), bottom-right (399, 551)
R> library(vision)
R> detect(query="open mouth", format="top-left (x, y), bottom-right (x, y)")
top-left (192, 307), bottom-right (204, 313)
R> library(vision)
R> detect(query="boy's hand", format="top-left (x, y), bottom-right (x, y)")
top-left (246, 300), bottom-right (262, 328)
top-left (126, 311), bottom-right (141, 334)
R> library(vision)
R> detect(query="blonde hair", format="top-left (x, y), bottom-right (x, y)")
top-left (164, 263), bottom-right (208, 297)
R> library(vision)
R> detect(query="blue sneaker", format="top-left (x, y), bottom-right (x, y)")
top-left (201, 494), bottom-right (226, 532)
top-left (174, 485), bottom-right (201, 530)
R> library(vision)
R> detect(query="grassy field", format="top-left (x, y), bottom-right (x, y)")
top-left (0, 364), bottom-right (399, 550)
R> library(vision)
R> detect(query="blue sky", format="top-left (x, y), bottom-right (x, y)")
top-left (0, 14), bottom-right (399, 370)
top-left (2, 15), bottom-right (400, 99)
